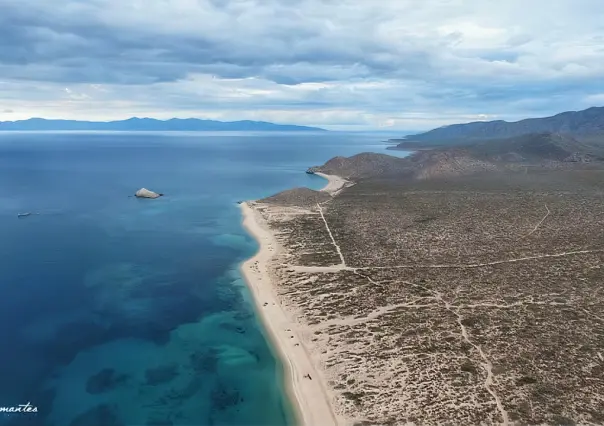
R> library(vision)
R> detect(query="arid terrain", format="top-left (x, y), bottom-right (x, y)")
top-left (251, 152), bottom-right (604, 425)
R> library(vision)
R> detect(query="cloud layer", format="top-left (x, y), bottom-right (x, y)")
top-left (1, 0), bottom-right (603, 130)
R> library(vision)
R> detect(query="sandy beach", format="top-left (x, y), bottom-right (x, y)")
top-left (239, 174), bottom-right (346, 426)
top-left (314, 172), bottom-right (349, 196)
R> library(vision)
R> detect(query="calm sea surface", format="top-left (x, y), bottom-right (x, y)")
top-left (0, 131), bottom-right (409, 426)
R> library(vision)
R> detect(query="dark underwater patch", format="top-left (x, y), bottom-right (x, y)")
top-left (145, 364), bottom-right (179, 386)
top-left (69, 404), bottom-right (124, 426)
top-left (86, 368), bottom-right (130, 394)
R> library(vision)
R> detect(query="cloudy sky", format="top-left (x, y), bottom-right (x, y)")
top-left (1, 0), bottom-right (603, 130)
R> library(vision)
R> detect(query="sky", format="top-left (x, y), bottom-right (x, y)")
top-left (1, 0), bottom-right (604, 131)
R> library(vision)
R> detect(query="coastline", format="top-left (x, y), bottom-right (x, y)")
top-left (239, 173), bottom-right (346, 426)
top-left (313, 172), bottom-right (349, 195)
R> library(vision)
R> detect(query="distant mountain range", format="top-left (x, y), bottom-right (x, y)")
top-left (0, 117), bottom-right (326, 132)
top-left (404, 106), bottom-right (604, 143)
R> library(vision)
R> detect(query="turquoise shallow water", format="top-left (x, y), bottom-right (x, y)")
top-left (0, 131), bottom-right (409, 426)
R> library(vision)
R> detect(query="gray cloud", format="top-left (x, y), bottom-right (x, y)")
top-left (0, 0), bottom-right (604, 129)
top-left (0, 0), bottom-right (453, 86)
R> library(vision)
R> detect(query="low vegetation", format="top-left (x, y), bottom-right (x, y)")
top-left (255, 141), bottom-right (604, 424)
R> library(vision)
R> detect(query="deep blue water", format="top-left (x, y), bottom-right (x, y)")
top-left (0, 131), bottom-right (408, 426)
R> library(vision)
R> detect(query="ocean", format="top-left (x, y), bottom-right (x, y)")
top-left (0, 131), bottom-right (409, 426)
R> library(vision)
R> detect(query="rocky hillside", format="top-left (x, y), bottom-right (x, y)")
top-left (409, 149), bottom-right (498, 180)
top-left (310, 132), bottom-right (604, 184)
top-left (464, 132), bottom-right (603, 163)
top-left (259, 187), bottom-right (331, 207)
top-left (405, 106), bottom-right (604, 142)
top-left (307, 153), bottom-right (411, 179)
top-left (309, 151), bottom-right (498, 182)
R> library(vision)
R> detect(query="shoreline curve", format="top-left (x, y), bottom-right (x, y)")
top-left (239, 173), bottom-right (346, 426)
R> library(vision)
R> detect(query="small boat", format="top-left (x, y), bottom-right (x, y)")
top-left (17, 212), bottom-right (32, 218)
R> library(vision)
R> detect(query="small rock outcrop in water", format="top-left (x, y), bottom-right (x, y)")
top-left (135, 188), bottom-right (163, 199)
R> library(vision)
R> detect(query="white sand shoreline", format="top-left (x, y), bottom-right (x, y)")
top-left (239, 174), bottom-right (346, 426)
top-left (315, 172), bottom-right (349, 196)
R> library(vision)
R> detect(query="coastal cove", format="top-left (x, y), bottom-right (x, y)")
top-left (0, 131), bottom-right (409, 426)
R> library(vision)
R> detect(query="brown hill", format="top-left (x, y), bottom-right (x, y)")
top-left (259, 187), bottom-right (331, 208)
top-left (310, 132), bottom-right (604, 184)
top-left (463, 132), bottom-right (603, 163)
top-left (406, 106), bottom-right (604, 142)
top-left (309, 150), bottom-right (497, 182)
top-left (409, 149), bottom-right (498, 180)
top-left (307, 153), bottom-right (411, 179)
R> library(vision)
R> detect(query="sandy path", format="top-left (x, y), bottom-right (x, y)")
top-left (240, 202), bottom-right (342, 426)
top-left (521, 203), bottom-right (551, 239)
top-left (317, 202), bottom-right (347, 266)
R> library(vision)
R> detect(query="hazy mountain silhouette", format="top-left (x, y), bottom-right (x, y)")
top-left (0, 117), bottom-right (326, 132)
